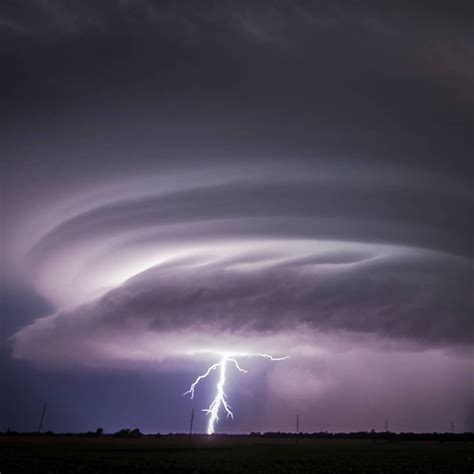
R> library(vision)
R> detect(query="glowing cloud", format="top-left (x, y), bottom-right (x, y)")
top-left (7, 166), bottom-right (473, 371)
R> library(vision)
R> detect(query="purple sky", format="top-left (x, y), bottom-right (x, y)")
top-left (2, 1), bottom-right (473, 434)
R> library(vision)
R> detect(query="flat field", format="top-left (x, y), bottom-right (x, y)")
top-left (1, 435), bottom-right (472, 473)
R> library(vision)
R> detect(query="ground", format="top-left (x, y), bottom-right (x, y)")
top-left (1, 435), bottom-right (472, 473)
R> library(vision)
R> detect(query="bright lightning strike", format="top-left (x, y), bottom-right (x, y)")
top-left (183, 353), bottom-right (289, 435)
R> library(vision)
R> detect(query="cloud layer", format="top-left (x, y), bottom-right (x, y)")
top-left (9, 166), bottom-right (473, 368)
top-left (2, 1), bottom-right (473, 433)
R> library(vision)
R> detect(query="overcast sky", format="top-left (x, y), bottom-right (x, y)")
top-left (1, 1), bottom-right (473, 434)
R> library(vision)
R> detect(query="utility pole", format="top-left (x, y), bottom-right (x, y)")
top-left (295, 413), bottom-right (300, 445)
top-left (38, 402), bottom-right (47, 433)
top-left (451, 421), bottom-right (455, 434)
top-left (385, 419), bottom-right (389, 432)
top-left (189, 408), bottom-right (195, 436)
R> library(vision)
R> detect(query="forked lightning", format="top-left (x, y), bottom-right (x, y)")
top-left (184, 353), bottom-right (289, 434)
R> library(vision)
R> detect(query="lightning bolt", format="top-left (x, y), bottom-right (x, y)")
top-left (184, 353), bottom-right (289, 434)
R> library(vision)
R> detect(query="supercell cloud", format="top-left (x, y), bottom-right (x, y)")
top-left (10, 165), bottom-right (473, 367)
top-left (2, 1), bottom-right (473, 432)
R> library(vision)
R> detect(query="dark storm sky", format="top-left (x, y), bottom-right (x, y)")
top-left (1, 1), bottom-right (473, 434)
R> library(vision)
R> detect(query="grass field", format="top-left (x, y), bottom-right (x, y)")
top-left (1, 435), bottom-right (473, 473)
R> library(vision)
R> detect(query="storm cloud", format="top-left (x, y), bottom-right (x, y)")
top-left (2, 0), bottom-right (473, 432)
top-left (12, 242), bottom-right (473, 366)
top-left (9, 165), bottom-right (473, 366)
